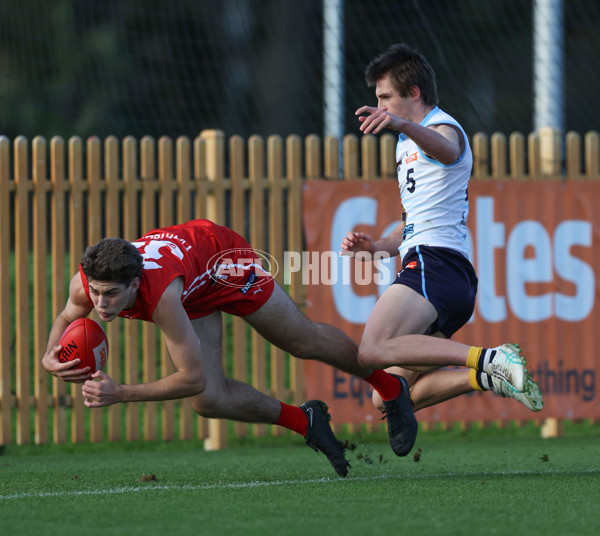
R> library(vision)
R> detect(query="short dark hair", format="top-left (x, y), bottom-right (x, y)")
top-left (365, 43), bottom-right (438, 107)
top-left (81, 238), bottom-right (143, 286)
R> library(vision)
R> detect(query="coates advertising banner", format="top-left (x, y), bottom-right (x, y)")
top-left (302, 180), bottom-right (600, 424)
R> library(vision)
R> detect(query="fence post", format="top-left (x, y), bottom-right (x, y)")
top-left (33, 136), bottom-right (49, 444)
top-left (201, 130), bottom-right (226, 225)
top-left (343, 134), bottom-right (359, 180)
top-left (538, 127), bottom-right (564, 438)
top-left (176, 136), bottom-right (195, 440)
top-left (141, 136), bottom-right (159, 442)
top-left (324, 136), bottom-right (339, 179)
top-left (472, 133), bottom-right (489, 180)
top-left (268, 135), bottom-right (287, 435)
top-left (491, 133), bottom-right (507, 180)
top-left (0, 136), bottom-right (11, 445)
top-left (50, 137), bottom-right (67, 444)
top-left (361, 134), bottom-right (377, 180)
top-left (177, 137), bottom-right (193, 222)
top-left (584, 131), bottom-right (600, 427)
top-left (305, 134), bottom-right (321, 180)
top-left (200, 130), bottom-right (228, 450)
top-left (122, 136), bottom-right (140, 442)
top-left (193, 136), bottom-right (209, 440)
top-left (87, 136), bottom-right (104, 443)
top-left (509, 132), bottom-right (526, 180)
top-left (565, 131), bottom-right (582, 181)
top-left (194, 136), bottom-right (208, 220)
top-left (68, 137), bottom-right (85, 442)
top-left (229, 135), bottom-right (248, 439)
top-left (380, 134), bottom-right (396, 179)
top-left (155, 136), bottom-right (177, 442)
top-left (286, 134), bottom-right (304, 404)
top-left (585, 131), bottom-right (600, 179)
top-left (539, 126), bottom-right (562, 178)
top-left (104, 135), bottom-right (122, 442)
top-left (249, 135), bottom-right (267, 437)
top-left (15, 137), bottom-right (30, 445)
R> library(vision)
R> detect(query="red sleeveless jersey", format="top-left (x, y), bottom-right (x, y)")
top-left (80, 219), bottom-right (274, 321)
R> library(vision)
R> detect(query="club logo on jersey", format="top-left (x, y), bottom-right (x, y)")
top-left (396, 151), bottom-right (409, 173)
top-left (132, 237), bottom-right (187, 270)
top-left (206, 248), bottom-right (278, 290)
top-left (239, 272), bottom-right (257, 295)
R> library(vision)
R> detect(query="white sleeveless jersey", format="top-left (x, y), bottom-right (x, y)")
top-left (396, 106), bottom-right (472, 260)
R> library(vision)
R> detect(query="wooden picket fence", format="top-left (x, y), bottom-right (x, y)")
top-left (0, 127), bottom-right (598, 447)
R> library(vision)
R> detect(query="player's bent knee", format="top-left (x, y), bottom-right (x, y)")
top-left (188, 389), bottom-right (221, 418)
top-left (187, 371), bottom-right (207, 398)
top-left (357, 344), bottom-right (382, 368)
top-left (372, 389), bottom-right (384, 411)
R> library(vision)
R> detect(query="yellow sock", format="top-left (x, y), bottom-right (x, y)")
top-left (466, 346), bottom-right (483, 369)
top-left (468, 369), bottom-right (484, 391)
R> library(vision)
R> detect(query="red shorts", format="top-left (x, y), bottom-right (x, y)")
top-left (183, 237), bottom-right (275, 319)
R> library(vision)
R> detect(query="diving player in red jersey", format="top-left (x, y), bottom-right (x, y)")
top-left (42, 219), bottom-right (406, 477)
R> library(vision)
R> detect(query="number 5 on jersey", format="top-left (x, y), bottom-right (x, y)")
top-left (406, 168), bottom-right (415, 193)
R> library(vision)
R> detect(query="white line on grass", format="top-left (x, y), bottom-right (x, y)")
top-left (1, 468), bottom-right (599, 501)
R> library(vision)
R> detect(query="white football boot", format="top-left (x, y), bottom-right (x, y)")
top-left (486, 343), bottom-right (526, 392)
top-left (491, 373), bottom-right (544, 412)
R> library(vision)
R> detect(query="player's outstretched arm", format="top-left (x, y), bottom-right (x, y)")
top-left (397, 122), bottom-right (462, 165)
top-left (42, 273), bottom-right (94, 383)
top-left (355, 105), bottom-right (462, 165)
top-left (82, 279), bottom-right (207, 408)
top-left (341, 223), bottom-right (404, 259)
top-left (340, 231), bottom-right (376, 258)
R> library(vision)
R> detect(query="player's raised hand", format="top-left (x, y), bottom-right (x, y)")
top-left (355, 105), bottom-right (402, 135)
top-left (82, 370), bottom-right (121, 407)
top-left (340, 231), bottom-right (376, 260)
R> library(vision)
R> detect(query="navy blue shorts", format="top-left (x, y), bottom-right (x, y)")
top-left (393, 245), bottom-right (478, 338)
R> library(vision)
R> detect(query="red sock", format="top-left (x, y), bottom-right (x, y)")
top-left (275, 402), bottom-right (308, 437)
top-left (364, 370), bottom-right (402, 401)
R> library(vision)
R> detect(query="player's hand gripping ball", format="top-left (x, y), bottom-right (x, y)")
top-left (58, 318), bottom-right (108, 373)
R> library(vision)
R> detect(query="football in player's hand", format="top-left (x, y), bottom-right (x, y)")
top-left (58, 318), bottom-right (108, 373)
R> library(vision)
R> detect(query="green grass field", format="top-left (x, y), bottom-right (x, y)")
top-left (1, 422), bottom-right (599, 536)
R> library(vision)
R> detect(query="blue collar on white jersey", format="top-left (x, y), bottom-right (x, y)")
top-left (398, 106), bottom-right (440, 142)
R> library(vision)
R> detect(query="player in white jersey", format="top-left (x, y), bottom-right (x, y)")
top-left (341, 44), bottom-right (543, 457)
top-left (397, 106), bottom-right (471, 260)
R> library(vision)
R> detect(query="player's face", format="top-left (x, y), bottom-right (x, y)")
top-left (87, 278), bottom-right (140, 321)
top-left (375, 73), bottom-right (416, 121)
